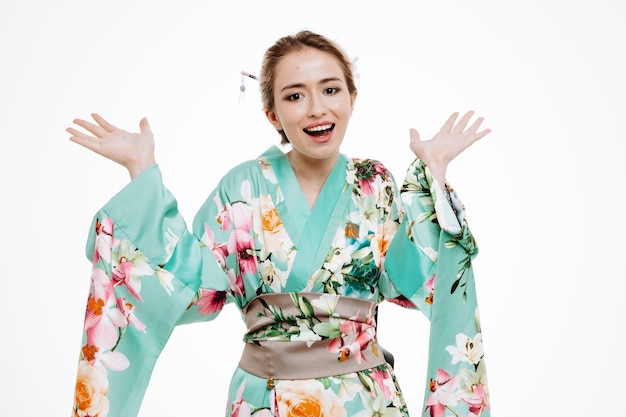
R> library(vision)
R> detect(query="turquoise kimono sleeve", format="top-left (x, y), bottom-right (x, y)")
top-left (72, 165), bottom-right (229, 417)
top-left (383, 159), bottom-right (490, 416)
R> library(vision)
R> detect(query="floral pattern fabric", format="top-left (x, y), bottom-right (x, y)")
top-left (71, 145), bottom-right (490, 417)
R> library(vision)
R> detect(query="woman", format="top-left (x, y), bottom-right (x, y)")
top-left (68, 31), bottom-right (491, 417)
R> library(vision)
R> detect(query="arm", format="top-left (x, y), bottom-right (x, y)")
top-left (382, 110), bottom-right (489, 308)
top-left (383, 160), bottom-right (489, 416)
top-left (382, 112), bottom-right (491, 416)
top-left (72, 166), bottom-right (202, 416)
top-left (68, 116), bottom-right (232, 416)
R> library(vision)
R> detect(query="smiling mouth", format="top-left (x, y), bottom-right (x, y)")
top-left (304, 123), bottom-right (335, 137)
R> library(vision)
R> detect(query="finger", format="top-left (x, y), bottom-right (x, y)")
top-left (92, 113), bottom-right (116, 133)
top-left (439, 112), bottom-right (459, 133)
top-left (467, 116), bottom-right (485, 134)
top-left (72, 118), bottom-right (108, 138)
top-left (462, 128), bottom-right (492, 149)
top-left (67, 127), bottom-right (101, 152)
top-left (66, 126), bottom-right (95, 141)
top-left (451, 110), bottom-right (475, 135)
top-left (409, 128), bottom-right (421, 143)
top-left (473, 128), bottom-right (492, 141)
top-left (139, 117), bottom-right (151, 134)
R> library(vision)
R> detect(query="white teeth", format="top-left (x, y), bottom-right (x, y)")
top-left (306, 124), bottom-right (333, 132)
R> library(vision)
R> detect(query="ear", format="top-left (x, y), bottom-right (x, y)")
top-left (264, 109), bottom-right (283, 130)
top-left (349, 90), bottom-right (358, 116)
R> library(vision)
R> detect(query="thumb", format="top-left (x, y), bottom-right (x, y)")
top-left (409, 128), bottom-right (421, 144)
top-left (139, 117), bottom-right (152, 134)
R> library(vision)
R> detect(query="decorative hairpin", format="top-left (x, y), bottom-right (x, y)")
top-left (352, 57), bottom-right (360, 88)
top-left (238, 59), bottom-right (358, 100)
top-left (240, 71), bottom-right (258, 101)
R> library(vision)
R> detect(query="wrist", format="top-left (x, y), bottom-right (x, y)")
top-left (425, 161), bottom-right (448, 188)
top-left (127, 156), bottom-right (157, 180)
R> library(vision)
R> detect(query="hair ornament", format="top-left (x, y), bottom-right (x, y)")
top-left (352, 57), bottom-right (360, 88)
top-left (239, 70), bottom-right (258, 101)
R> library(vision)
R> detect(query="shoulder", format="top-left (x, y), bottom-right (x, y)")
top-left (215, 158), bottom-right (263, 189)
top-left (214, 150), bottom-right (281, 197)
top-left (226, 158), bottom-right (264, 175)
top-left (221, 146), bottom-right (284, 180)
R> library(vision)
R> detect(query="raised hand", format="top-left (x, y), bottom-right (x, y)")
top-left (409, 110), bottom-right (491, 186)
top-left (67, 113), bottom-right (156, 179)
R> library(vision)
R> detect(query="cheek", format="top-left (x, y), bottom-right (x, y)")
top-left (276, 107), bottom-right (304, 131)
top-left (331, 97), bottom-right (354, 119)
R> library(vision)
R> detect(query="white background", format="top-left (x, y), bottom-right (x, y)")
top-left (1, 1), bottom-right (624, 416)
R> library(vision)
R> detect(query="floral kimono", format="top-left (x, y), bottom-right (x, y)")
top-left (72, 145), bottom-right (490, 417)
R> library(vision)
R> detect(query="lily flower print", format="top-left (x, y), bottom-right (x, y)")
top-left (424, 274), bottom-right (436, 305)
top-left (370, 219), bottom-right (396, 267)
top-left (353, 392), bottom-right (401, 417)
top-left (459, 361), bottom-right (489, 415)
top-left (370, 368), bottom-right (393, 400)
top-left (214, 195), bottom-right (232, 231)
top-left (93, 217), bottom-right (119, 265)
top-left (445, 333), bottom-right (484, 366)
top-left (111, 239), bottom-right (153, 301)
top-left (328, 311), bottom-right (377, 364)
top-left (310, 293), bottom-right (340, 316)
top-left (201, 223), bottom-right (228, 268)
top-left (163, 228), bottom-right (179, 262)
top-left (424, 368), bottom-right (461, 417)
top-left (226, 268), bottom-right (245, 298)
top-left (155, 267), bottom-right (175, 296)
top-left (84, 284), bottom-right (128, 351)
top-left (290, 318), bottom-right (323, 347)
top-left (228, 381), bottom-right (274, 417)
top-left (117, 298), bottom-right (146, 334)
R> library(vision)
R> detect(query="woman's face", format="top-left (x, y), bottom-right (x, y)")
top-left (265, 48), bottom-right (357, 164)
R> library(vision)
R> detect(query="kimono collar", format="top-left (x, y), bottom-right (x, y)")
top-left (260, 146), bottom-right (352, 290)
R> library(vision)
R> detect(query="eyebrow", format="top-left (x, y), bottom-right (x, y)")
top-left (280, 77), bottom-right (343, 93)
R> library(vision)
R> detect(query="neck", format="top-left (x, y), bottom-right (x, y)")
top-left (287, 151), bottom-right (338, 182)
top-left (287, 151), bottom-right (339, 209)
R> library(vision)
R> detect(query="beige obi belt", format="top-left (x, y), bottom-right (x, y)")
top-left (238, 292), bottom-right (385, 384)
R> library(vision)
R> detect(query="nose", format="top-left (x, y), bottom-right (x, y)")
top-left (307, 92), bottom-right (327, 118)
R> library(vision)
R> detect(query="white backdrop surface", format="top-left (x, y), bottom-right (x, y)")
top-left (1, 1), bottom-right (624, 416)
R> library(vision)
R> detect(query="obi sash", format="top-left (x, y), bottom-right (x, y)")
top-left (238, 292), bottom-right (386, 383)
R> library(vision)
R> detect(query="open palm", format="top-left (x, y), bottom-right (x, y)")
top-left (409, 110), bottom-right (491, 184)
top-left (67, 113), bottom-right (156, 179)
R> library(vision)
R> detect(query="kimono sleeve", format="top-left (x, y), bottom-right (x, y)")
top-left (382, 159), bottom-right (491, 416)
top-left (71, 165), bottom-right (229, 417)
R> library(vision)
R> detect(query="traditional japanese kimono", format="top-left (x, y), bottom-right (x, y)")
top-left (72, 145), bottom-right (490, 417)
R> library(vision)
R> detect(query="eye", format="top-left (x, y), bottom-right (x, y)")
top-left (287, 92), bottom-right (302, 101)
top-left (324, 87), bottom-right (339, 95)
